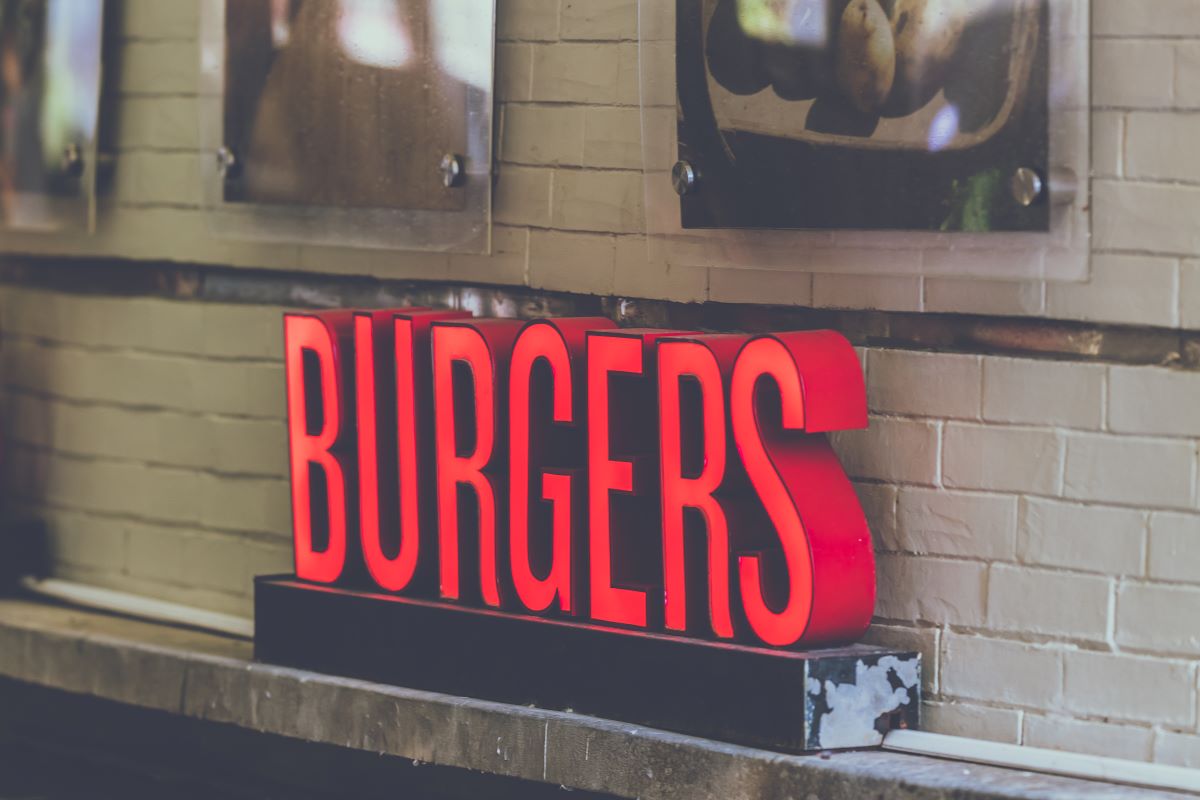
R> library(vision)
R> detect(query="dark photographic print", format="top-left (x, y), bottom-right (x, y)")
top-left (222, 0), bottom-right (489, 212)
top-left (676, 0), bottom-right (1050, 232)
top-left (0, 0), bottom-right (102, 229)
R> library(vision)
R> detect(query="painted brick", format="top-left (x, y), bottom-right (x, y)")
top-left (121, 0), bottom-right (200, 39)
top-left (551, 169), bottom-right (643, 233)
top-left (1154, 732), bottom-right (1200, 769)
top-left (812, 274), bottom-right (923, 312)
top-left (942, 423), bottom-right (1063, 495)
top-left (207, 417), bottom-right (289, 479)
top-left (1125, 112), bottom-right (1200, 183)
top-left (199, 474), bottom-right (290, 537)
top-left (708, 267), bottom-right (812, 306)
top-left (502, 105), bottom-right (586, 166)
top-left (180, 533), bottom-right (260, 595)
top-left (866, 350), bottom-right (981, 420)
top-left (1094, 180), bottom-right (1200, 255)
top-left (1116, 582), bottom-right (1200, 655)
top-left (1063, 651), bottom-right (1196, 727)
top-left (448, 226), bottom-right (529, 286)
top-left (1183, 259), bottom-right (1200, 329)
top-left (1148, 512), bottom-right (1200, 583)
top-left (560, 0), bottom-right (638, 41)
top-left (1063, 433), bottom-right (1195, 509)
top-left (4, 446), bottom-right (204, 527)
top-left (612, 247), bottom-right (707, 303)
top-left (1094, 0), bottom-right (1200, 36)
top-left (42, 510), bottom-right (128, 573)
top-left (116, 97), bottom-right (199, 150)
top-left (125, 524), bottom-right (189, 586)
top-left (119, 41), bottom-right (201, 95)
top-left (861, 624), bottom-right (939, 694)
top-left (854, 483), bottom-right (897, 551)
top-left (528, 230), bottom-right (616, 294)
top-left (1046, 254), bottom-right (1180, 328)
top-left (532, 44), bottom-right (623, 103)
top-left (941, 633), bottom-right (1063, 709)
top-left (1018, 497), bottom-right (1147, 575)
top-left (1091, 111), bottom-right (1123, 178)
top-left (1023, 715), bottom-right (1153, 761)
top-left (613, 43), bottom-right (641, 105)
top-left (982, 358), bottom-right (1105, 429)
top-left (987, 564), bottom-right (1111, 641)
top-left (497, 0), bottom-right (560, 41)
top-left (245, 541), bottom-right (294, 580)
top-left (923, 278), bottom-right (1044, 316)
top-left (921, 701), bottom-right (1021, 745)
top-left (493, 165), bottom-right (553, 227)
top-left (495, 43), bottom-right (534, 102)
top-left (191, 359), bottom-right (287, 419)
top-left (582, 106), bottom-right (643, 169)
top-left (4, 394), bottom-right (213, 474)
top-left (1092, 40), bottom-right (1174, 108)
top-left (199, 304), bottom-right (285, 361)
top-left (1109, 366), bottom-right (1200, 438)
top-left (890, 488), bottom-right (1017, 560)
top-left (297, 243), bottom-right (448, 281)
top-left (874, 554), bottom-right (987, 627)
top-left (1178, 42), bottom-right (1200, 109)
top-left (114, 152), bottom-right (202, 207)
top-left (829, 417), bottom-right (940, 486)
top-left (4, 290), bottom-right (280, 362)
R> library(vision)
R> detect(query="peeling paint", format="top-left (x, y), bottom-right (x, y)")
top-left (809, 655), bottom-right (920, 749)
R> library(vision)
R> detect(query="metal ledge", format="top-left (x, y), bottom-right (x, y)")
top-left (0, 598), bottom-right (1185, 799)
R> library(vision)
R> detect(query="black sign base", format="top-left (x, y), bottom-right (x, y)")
top-left (254, 576), bottom-right (920, 753)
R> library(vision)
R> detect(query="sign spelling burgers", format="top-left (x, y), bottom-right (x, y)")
top-left (280, 309), bottom-right (875, 650)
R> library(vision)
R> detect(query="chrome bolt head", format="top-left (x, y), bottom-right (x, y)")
top-left (216, 146), bottom-right (240, 180)
top-left (61, 143), bottom-right (84, 178)
top-left (1010, 167), bottom-right (1044, 207)
top-left (441, 153), bottom-right (465, 188)
top-left (671, 160), bottom-right (698, 196)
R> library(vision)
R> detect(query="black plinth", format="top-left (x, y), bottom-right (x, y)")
top-left (254, 576), bottom-right (920, 752)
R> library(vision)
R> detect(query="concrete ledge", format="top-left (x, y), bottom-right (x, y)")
top-left (0, 598), bottom-right (1184, 799)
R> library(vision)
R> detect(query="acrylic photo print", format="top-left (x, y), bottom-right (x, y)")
top-left (0, 0), bottom-right (103, 231)
top-left (222, 0), bottom-right (487, 212)
top-left (676, 0), bottom-right (1050, 232)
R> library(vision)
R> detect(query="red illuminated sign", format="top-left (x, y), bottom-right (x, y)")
top-left (284, 311), bottom-right (875, 648)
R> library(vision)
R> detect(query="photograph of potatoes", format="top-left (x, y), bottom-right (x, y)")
top-left (676, 0), bottom-right (1050, 232)
top-left (222, 0), bottom-right (480, 213)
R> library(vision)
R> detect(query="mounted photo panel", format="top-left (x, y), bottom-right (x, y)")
top-left (200, 0), bottom-right (495, 253)
top-left (640, 0), bottom-right (1090, 282)
top-left (0, 0), bottom-right (104, 233)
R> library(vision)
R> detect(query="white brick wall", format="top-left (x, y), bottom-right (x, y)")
top-left (3, 281), bottom-right (1200, 764)
top-left (0, 0), bottom-right (1199, 769)
top-left (0, 2), bottom-right (1195, 327)
top-left (831, 345), bottom-right (1200, 764)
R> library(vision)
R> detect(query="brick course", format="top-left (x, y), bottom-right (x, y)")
top-left (0, 0), bottom-right (1198, 767)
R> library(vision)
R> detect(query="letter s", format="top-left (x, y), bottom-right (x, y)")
top-left (729, 331), bottom-right (874, 648)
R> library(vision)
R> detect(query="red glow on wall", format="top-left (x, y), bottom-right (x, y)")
top-left (284, 311), bottom-right (875, 649)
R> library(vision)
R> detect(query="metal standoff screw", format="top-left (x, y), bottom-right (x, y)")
top-left (1010, 167), bottom-right (1044, 207)
top-left (216, 146), bottom-right (240, 180)
top-left (671, 160), bottom-right (698, 196)
top-left (441, 153), bottom-right (465, 188)
top-left (61, 143), bottom-right (84, 178)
